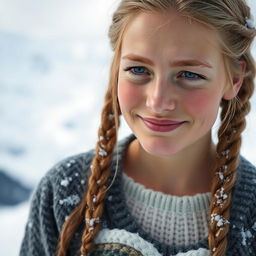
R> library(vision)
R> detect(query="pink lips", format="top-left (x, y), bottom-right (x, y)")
top-left (139, 116), bottom-right (185, 132)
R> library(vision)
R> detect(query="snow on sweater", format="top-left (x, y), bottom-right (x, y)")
top-left (20, 134), bottom-right (256, 255)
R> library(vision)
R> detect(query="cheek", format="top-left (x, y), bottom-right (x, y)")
top-left (117, 81), bottom-right (143, 111)
top-left (182, 90), bottom-right (221, 119)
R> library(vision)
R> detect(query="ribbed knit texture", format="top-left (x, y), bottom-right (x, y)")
top-left (19, 135), bottom-right (256, 256)
top-left (123, 172), bottom-right (211, 246)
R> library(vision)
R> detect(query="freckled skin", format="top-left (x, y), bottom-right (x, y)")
top-left (117, 10), bottom-right (232, 157)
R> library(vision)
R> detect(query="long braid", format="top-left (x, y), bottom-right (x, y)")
top-left (81, 105), bottom-right (119, 255)
top-left (79, 44), bottom-right (121, 256)
top-left (56, 49), bottom-right (121, 256)
top-left (208, 53), bottom-right (255, 255)
top-left (56, 100), bottom-right (119, 256)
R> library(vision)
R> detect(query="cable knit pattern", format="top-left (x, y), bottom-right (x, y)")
top-left (123, 172), bottom-right (211, 246)
top-left (19, 135), bottom-right (256, 256)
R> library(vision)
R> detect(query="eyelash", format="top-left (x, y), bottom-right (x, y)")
top-left (124, 66), bottom-right (150, 76)
top-left (123, 66), bottom-right (205, 81)
top-left (177, 71), bottom-right (206, 81)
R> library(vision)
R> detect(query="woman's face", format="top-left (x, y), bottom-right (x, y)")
top-left (117, 10), bottom-right (233, 156)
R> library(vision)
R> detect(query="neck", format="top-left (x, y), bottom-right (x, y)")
top-left (124, 133), bottom-right (216, 196)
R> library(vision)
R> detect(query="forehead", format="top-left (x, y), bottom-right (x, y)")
top-left (121, 11), bottom-right (222, 64)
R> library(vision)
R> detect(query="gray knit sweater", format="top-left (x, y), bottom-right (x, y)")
top-left (20, 135), bottom-right (256, 256)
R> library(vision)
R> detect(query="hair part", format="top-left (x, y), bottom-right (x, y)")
top-left (56, 1), bottom-right (256, 255)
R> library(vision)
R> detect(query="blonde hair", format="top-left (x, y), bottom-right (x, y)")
top-left (57, 1), bottom-right (256, 255)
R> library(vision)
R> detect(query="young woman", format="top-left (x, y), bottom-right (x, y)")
top-left (20, 0), bottom-right (256, 255)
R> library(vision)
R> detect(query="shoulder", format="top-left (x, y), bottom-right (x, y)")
top-left (34, 149), bottom-right (95, 230)
top-left (236, 156), bottom-right (256, 214)
top-left (227, 156), bottom-right (256, 254)
top-left (234, 155), bottom-right (256, 201)
top-left (20, 149), bottom-right (97, 255)
top-left (46, 149), bottom-right (95, 182)
top-left (32, 135), bottom-right (134, 230)
top-left (231, 155), bottom-right (256, 221)
top-left (43, 149), bottom-right (95, 203)
top-left (235, 156), bottom-right (256, 196)
top-left (238, 155), bottom-right (256, 178)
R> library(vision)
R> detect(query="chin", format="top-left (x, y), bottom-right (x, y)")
top-left (138, 136), bottom-right (180, 157)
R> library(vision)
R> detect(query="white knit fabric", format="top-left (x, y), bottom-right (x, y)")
top-left (95, 228), bottom-right (210, 256)
top-left (176, 248), bottom-right (210, 256)
top-left (123, 172), bottom-right (212, 247)
top-left (95, 228), bottom-right (162, 256)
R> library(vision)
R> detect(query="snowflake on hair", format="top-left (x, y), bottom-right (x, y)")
top-left (85, 217), bottom-right (100, 232)
top-left (211, 213), bottom-right (230, 227)
top-left (99, 147), bottom-right (108, 157)
top-left (214, 187), bottom-right (228, 207)
top-left (245, 17), bottom-right (255, 29)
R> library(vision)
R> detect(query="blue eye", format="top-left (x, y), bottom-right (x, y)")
top-left (132, 67), bottom-right (146, 74)
top-left (180, 71), bottom-right (204, 80)
top-left (124, 66), bottom-right (149, 76)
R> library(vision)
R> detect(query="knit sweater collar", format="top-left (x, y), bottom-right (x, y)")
top-left (104, 134), bottom-right (211, 255)
top-left (123, 171), bottom-right (211, 214)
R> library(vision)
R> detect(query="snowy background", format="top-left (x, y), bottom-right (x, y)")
top-left (0, 0), bottom-right (255, 255)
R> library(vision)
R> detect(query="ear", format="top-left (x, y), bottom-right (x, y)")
top-left (223, 60), bottom-right (246, 100)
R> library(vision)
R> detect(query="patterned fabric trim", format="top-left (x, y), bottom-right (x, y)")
top-left (94, 228), bottom-right (210, 256)
top-left (91, 243), bottom-right (143, 256)
top-left (95, 228), bottom-right (162, 256)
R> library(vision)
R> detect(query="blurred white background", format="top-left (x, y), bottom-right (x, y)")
top-left (0, 1), bottom-right (255, 255)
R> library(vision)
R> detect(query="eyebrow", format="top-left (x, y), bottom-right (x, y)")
top-left (122, 54), bottom-right (213, 69)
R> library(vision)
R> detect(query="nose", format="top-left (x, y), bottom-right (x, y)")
top-left (146, 78), bottom-right (177, 113)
